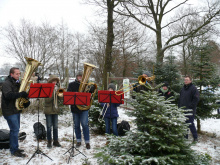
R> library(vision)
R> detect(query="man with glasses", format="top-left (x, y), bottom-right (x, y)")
top-left (179, 76), bottom-right (200, 142)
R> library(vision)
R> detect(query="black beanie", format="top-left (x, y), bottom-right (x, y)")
top-left (108, 83), bottom-right (116, 91)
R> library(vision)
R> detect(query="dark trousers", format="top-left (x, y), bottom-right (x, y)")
top-left (185, 115), bottom-right (198, 140)
top-left (45, 114), bottom-right (58, 141)
top-left (4, 113), bottom-right (20, 154)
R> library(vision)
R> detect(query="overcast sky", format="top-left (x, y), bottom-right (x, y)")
top-left (0, 0), bottom-right (98, 67)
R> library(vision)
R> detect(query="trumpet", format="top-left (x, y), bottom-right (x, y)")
top-left (115, 75), bottom-right (155, 96)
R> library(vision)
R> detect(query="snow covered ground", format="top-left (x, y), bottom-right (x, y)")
top-left (0, 106), bottom-right (220, 165)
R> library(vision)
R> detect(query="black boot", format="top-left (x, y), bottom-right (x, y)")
top-left (53, 141), bottom-right (61, 147)
top-left (47, 140), bottom-right (52, 148)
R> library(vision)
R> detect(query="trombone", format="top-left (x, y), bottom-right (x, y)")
top-left (98, 103), bottom-right (108, 122)
top-left (115, 75), bottom-right (155, 96)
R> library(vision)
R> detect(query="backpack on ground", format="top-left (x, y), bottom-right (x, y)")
top-left (33, 122), bottom-right (46, 140)
top-left (117, 120), bottom-right (130, 136)
top-left (0, 129), bottom-right (26, 149)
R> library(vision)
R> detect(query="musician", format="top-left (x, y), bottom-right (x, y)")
top-left (100, 83), bottom-right (120, 138)
top-left (133, 72), bottom-right (152, 93)
top-left (178, 76), bottom-right (199, 142)
top-left (67, 70), bottom-right (91, 149)
top-left (44, 75), bottom-right (62, 148)
top-left (1, 67), bottom-right (30, 157)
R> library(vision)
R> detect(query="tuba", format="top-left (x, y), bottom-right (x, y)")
top-left (77, 63), bottom-right (97, 111)
top-left (16, 57), bottom-right (42, 110)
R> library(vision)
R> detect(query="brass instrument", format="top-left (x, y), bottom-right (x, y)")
top-left (115, 75), bottom-right (155, 96)
top-left (77, 63), bottom-right (97, 110)
top-left (56, 88), bottom-right (65, 97)
top-left (16, 57), bottom-right (42, 110)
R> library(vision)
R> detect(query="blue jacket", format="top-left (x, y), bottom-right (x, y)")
top-left (100, 103), bottom-right (120, 118)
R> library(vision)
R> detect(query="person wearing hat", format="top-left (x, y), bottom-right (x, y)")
top-left (44, 75), bottom-right (62, 148)
top-left (158, 81), bottom-right (173, 100)
top-left (100, 83), bottom-right (121, 138)
top-left (67, 70), bottom-right (91, 149)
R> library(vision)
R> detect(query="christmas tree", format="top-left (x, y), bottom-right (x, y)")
top-left (190, 44), bottom-right (220, 132)
top-left (95, 90), bottom-right (210, 164)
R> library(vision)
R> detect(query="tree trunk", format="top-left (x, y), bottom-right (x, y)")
top-left (156, 28), bottom-right (163, 65)
top-left (197, 118), bottom-right (201, 133)
top-left (103, 0), bottom-right (114, 90)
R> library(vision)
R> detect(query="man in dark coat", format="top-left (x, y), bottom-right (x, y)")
top-left (178, 76), bottom-right (200, 142)
top-left (1, 67), bottom-right (29, 157)
top-left (67, 70), bottom-right (91, 149)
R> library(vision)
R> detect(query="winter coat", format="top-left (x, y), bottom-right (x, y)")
top-left (44, 89), bottom-right (62, 115)
top-left (133, 83), bottom-right (149, 93)
top-left (1, 76), bottom-right (21, 116)
top-left (158, 88), bottom-right (173, 100)
top-left (100, 103), bottom-right (120, 118)
top-left (67, 79), bottom-right (85, 113)
top-left (178, 83), bottom-right (199, 113)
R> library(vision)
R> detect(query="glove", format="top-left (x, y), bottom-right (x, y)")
top-left (19, 91), bottom-right (28, 98)
top-left (23, 101), bottom-right (30, 108)
top-left (89, 85), bottom-right (95, 93)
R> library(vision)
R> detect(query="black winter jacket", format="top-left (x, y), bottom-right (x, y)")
top-left (178, 83), bottom-right (199, 113)
top-left (158, 88), bottom-right (173, 100)
top-left (67, 79), bottom-right (87, 113)
top-left (1, 76), bottom-right (21, 116)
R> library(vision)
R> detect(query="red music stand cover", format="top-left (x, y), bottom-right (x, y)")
top-left (28, 83), bottom-right (55, 98)
top-left (98, 90), bottom-right (124, 104)
top-left (63, 92), bottom-right (91, 106)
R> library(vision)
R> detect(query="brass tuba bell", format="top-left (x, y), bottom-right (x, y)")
top-left (16, 57), bottom-right (42, 110)
top-left (77, 63), bottom-right (97, 111)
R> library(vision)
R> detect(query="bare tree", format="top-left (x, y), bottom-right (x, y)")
top-left (113, 16), bottom-right (151, 77)
top-left (116, 0), bottom-right (220, 65)
top-left (2, 19), bottom-right (57, 78)
top-left (84, 0), bottom-right (120, 89)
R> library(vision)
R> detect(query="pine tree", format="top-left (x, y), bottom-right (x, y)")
top-left (89, 97), bottom-right (106, 134)
top-left (95, 91), bottom-right (210, 165)
top-left (190, 44), bottom-right (220, 132)
top-left (154, 56), bottom-right (182, 103)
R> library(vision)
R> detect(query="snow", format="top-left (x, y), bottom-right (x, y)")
top-left (0, 107), bottom-right (220, 165)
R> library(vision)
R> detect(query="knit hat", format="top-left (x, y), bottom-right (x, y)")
top-left (76, 70), bottom-right (83, 78)
top-left (47, 75), bottom-right (60, 83)
top-left (108, 83), bottom-right (116, 91)
top-left (162, 81), bottom-right (169, 87)
top-left (143, 71), bottom-right (151, 77)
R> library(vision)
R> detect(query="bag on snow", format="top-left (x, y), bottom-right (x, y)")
top-left (117, 120), bottom-right (130, 136)
top-left (33, 122), bottom-right (46, 140)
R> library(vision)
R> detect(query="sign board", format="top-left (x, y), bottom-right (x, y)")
top-left (123, 78), bottom-right (130, 99)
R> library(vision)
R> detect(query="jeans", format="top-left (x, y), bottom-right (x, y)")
top-left (72, 111), bottom-right (90, 143)
top-left (185, 115), bottom-right (198, 140)
top-left (45, 114), bottom-right (58, 141)
top-left (104, 117), bottom-right (118, 136)
top-left (4, 113), bottom-right (20, 154)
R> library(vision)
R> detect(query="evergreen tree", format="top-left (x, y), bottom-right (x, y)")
top-left (89, 96), bottom-right (106, 134)
top-left (190, 44), bottom-right (220, 132)
top-left (154, 56), bottom-right (182, 103)
top-left (95, 91), bottom-right (210, 165)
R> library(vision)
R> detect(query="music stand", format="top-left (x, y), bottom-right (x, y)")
top-left (63, 92), bottom-right (91, 164)
top-left (98, 90), bottom-right (124, 134)
top-left (26, 83), bottom-right (55, 164)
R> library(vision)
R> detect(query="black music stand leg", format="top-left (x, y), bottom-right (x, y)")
top-left (63, 113), bottom-right (86, 164)
top-left (26, 98), bottom-right (53, 164)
